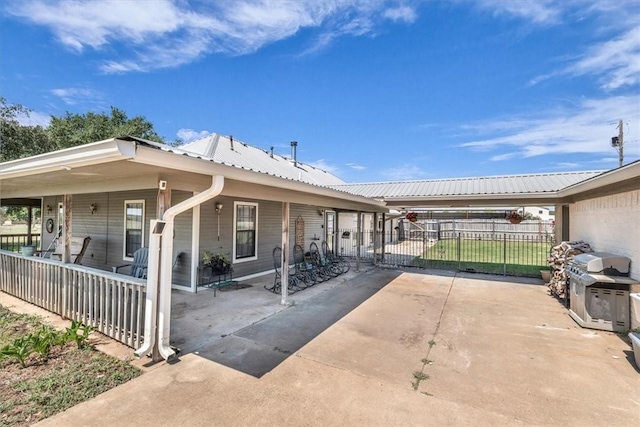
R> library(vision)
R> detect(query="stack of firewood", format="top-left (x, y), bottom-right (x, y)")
top-left (546, 241), bottom-right (593, 298)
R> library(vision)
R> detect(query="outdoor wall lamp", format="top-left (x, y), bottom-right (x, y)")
top-left (215, 202), bottom-right (223, 241)
top-left (46, 205), bottom-right (52, 214)
top-left (90, 204), bottom-right (97, 215)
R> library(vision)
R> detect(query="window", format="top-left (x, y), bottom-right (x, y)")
top-left (124, 200), bottom-right (145, 259)
top-left (233, 202), bottom-right (258, 262)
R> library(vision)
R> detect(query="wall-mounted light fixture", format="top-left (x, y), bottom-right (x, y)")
top-left (318, 209), bottom-right (325, 216)
top-left (46, 205), bottom-right (52, 214)
top-left (90, 203), bottom-right (97, 215)
top-left (215, 202), bottom-right (223, 241)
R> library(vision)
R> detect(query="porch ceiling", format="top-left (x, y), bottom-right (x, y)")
top-left (0, 161), bottom-right (165, 198)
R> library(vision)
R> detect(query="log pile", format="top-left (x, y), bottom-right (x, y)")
top-left (546, 241), bottom-right (593, 299)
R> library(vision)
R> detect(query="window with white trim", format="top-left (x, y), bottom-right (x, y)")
top-left (233, 202), bottom-right (258, 262)
top-left (124, 200), bottom-right (145, 259)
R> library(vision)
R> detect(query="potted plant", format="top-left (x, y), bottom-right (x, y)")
top-left (506, 211), bottom-right (524, 224)
top-left (203, 248), bottom-right (233, 274)
top-left (405, 212), bottom-right (418, 223)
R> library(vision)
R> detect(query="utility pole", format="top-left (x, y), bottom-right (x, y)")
top-left (611, 119), bottom-right (624, 167)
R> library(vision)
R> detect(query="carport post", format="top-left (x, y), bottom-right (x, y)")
top-left (356, 211), bottom-right (361, 272)
top-left (381, 213), bottom-right (386, 264)
top-left (281, 202), bottom-right (290, 305)
top-left (372, 212), bottom-right (378, 266)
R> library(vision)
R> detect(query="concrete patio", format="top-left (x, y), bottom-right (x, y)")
top-left (26, 267), bottom-right (640, 426)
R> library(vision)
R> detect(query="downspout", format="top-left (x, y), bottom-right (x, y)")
top-left (135, 175), bottom-right (224, 361)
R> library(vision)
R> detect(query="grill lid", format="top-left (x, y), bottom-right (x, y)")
top-left (569, 252), bottom-right (630, 275)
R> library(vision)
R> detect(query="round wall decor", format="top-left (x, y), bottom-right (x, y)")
top-left (46, 218), bottom-right (55, 234)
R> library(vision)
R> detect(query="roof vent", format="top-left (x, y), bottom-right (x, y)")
top-left (230, 135), bottom-right (234, 151)
top-left (291, 141), bottom-right (298, 167)
top-left (270, 146), bottom-right (274, 158)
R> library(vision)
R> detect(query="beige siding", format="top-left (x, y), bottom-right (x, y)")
top-left (570, 189), bottom-right (640, 280)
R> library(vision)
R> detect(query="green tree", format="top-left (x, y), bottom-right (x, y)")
top-left (1, 98), bottom-right (166, 161)
top-left (0, 98), bottom-right (55, 161)
top-left (48, 107), bottom-right (165, 148)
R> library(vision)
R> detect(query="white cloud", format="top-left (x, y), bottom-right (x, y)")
top-left (382, 164), bottom-right (427, 181)
top-left (7, 0), bottom-right (419, 73)
top-left (472, 1), bottom-right (640, 91)
top-left (176, 128), bottom-right (212, 142)
top-left (383, 6), bottom-right (417, 23)
top-left (567, 25), bottom-right (640, 90)
top-left (15, 110), bottom-right (51, 127)
top-left (50, 87), bottom-right (103, 105)
top-left (176, 129), bottom-right (213, 143)
top-left (458, 96), bottom-right (640, 161)
top-left (308, 158), bottom-right (339, 174)
top-left (347, 162), bottom-right (366, 170)
top-left (471, 0), bottom-right (561, 24)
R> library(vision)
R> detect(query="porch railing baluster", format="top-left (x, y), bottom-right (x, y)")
top-left (0, 249), bottom-right (146, 349)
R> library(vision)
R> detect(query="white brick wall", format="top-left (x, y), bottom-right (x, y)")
top-left (570, 189), bottom-right (640, 280)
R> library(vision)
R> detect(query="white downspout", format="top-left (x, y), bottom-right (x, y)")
top-left (136, 175), bottom-right (224, 361)
top-left (134, 220), bottom-right (162, 358)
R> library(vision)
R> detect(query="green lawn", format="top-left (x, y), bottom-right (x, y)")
top-left (413, 237), bottom-right (551, 277)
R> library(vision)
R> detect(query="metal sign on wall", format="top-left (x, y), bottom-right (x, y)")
top-left (295, 216), bottom-right (305, 248)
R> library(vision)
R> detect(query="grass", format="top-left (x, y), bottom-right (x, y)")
top-left (0, 304), bottom-right (141, 426)
top-left (413, 238), bottom-right (551, 277)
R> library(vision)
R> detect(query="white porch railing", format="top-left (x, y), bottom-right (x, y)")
top-left (0, 250), bottom-right (146, 349)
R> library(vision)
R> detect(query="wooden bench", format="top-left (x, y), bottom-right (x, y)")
top-left (52, 236), bottom-right (91, 264)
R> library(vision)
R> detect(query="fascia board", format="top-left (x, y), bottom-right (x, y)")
top-left (383, 192), bottom-right (561, 204)
top-left (557, 162), bottom-right (640, 197)
top-left (0, 139), bottom-right (136, 179)
top-left (133, 146), bottom-right (387, 209)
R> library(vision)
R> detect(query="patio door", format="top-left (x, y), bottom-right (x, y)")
top-left (325, 211), bottom-right (336, 252)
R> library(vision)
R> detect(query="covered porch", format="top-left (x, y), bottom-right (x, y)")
top-left (0, 137), bottom-right (388, 361)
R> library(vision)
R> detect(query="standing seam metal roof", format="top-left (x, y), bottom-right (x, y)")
top-left (178, 134), bottom-right (346, 187)
top-left (329, 171), bottom-right (605, 198)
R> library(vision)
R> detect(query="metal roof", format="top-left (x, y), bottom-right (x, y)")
top-left (179, 134), bottom-right (346, 187)
top-left (330, 171), bottom-right (606, 199)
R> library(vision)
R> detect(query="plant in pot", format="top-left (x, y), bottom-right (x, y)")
top-left (203, 248), bottom-right (233, 275)
top-left (506, 211), bottom-right (524, 224)
top-left (405, 212), bottom-right (418, 223)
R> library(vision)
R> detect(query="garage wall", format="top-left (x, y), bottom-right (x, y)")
top-left (570, 189), bottom-right (640, 280)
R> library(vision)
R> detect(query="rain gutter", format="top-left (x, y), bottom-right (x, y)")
top-left (135, 175), bottom-right (224, 361)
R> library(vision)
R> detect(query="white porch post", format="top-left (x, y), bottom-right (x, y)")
top-left (62, 194), bottom-right (72, 264)
top-left (281, 202), bottom-right (290, 305)
top-left (190, 200), bottom-right (200, 293)
top-left (356, 211), bottom-right (361, 272)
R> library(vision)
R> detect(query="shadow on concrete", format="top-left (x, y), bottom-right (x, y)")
top-left (191, 268), bottom-right (401, 378)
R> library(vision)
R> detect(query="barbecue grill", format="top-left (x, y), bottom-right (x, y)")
top-left (566, 252), bottom-right (638, 332)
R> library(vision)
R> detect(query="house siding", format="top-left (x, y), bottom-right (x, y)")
top-left (41, 190), bottom-right (195, 286)
top-left (198, 200), bottom-right (327, 279)
top-left (570, 189), bottom-right (640, 280)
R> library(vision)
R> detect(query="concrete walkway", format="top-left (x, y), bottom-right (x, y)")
top-left (33, 269), bottom-right (640, 426)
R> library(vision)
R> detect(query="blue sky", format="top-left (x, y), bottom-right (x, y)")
top-left (1, 0), bottom-right (639, 183)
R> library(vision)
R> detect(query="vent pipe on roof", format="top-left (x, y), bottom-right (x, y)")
top-left (229, 135), bottom-right (234, 151)
top-left (270, 146), bottom-right (274, 158)
top-left (291, 141), bottom-right (298, 167)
